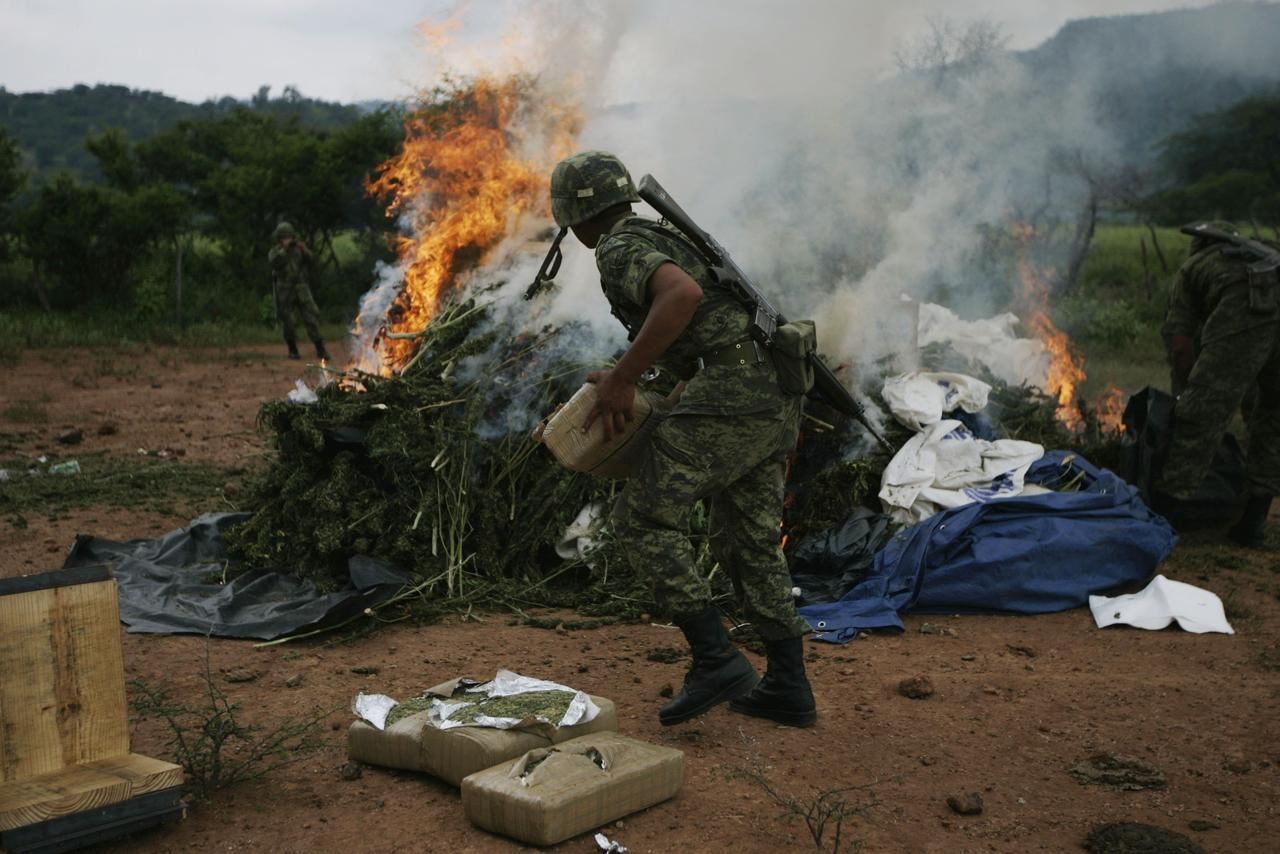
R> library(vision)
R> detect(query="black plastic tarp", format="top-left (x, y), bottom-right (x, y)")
top-left (789, 508), bottom-right (894, 606)
top-left (62, 513), bottom-right (411, 640)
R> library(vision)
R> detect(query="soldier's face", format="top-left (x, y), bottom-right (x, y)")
top-left (570, 219), bottom-right (609, 249)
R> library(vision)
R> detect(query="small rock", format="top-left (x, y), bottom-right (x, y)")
top-left (1085, 822), bottom-right (1205, 854)
top-left (646, 646), bottom-right (686, 664)
top-left (340, 761), bottom-right (363, 781)
top-left (946, 792), bottom-right (983, 815)
top-left (285, 673), bottom-right (304, 688)
top-left (1071, 753), bottom-right (1167, 791)
top-left (330, 721), bottom-right (342, 731)
top-left (898, 675), bottom-right (934, 699)
top-left (1187, 819), bottom-right (1218, 832)
top-left (920, 755), bottom-right (937, 766)
top-left (659, 683), bottom-right (674, 698)
top-left (960, 654), bottom-right (976, 662)
top-left (222, 669), bottom-right (256, 684)
top-left (223, 481), bottom-right (241, 497)
top-left (56, 428), bottom-right (83, 445)
top-left (350, 665), bottom-right (380, 675)
top-left (96, 422), bottom-right (118, 436)
top-left (1006, 644), bottom-right (1037, 658)
top-left (578, 664), bottom-right (590, 673)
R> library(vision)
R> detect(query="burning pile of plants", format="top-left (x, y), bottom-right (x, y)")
top-left (227, 298), bottom-right (619, 604)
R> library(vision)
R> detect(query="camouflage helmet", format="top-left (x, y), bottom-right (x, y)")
top-left (549, 151), bottom-right (641, 228)
top-left (273, 221), bottom-right (296, 240)
top-left (1183, 220), bottom-right (1239, 254)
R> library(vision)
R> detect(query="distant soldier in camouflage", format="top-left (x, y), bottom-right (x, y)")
top-left (1156, 221), bottom-right (1279, 547)
top-left (268, 222), bottom-right (331, 361)
top-left (548, 150), bottom-right (816, 727)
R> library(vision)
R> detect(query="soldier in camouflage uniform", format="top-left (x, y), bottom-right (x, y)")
top-left (1156, 221), bottom-right (1279, 547)
top-left (549, 151), bottom-right (816, 727)
top-left (268, 222), bottom-right (330, 361)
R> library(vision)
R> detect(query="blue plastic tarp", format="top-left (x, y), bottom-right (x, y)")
top-left (798, 451), bottom-right (1177, 643)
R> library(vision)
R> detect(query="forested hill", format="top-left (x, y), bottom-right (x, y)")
top-left (0, 83), bottom-right (378, 181)
top-left (1018, 1), bottom-right (1280, 154)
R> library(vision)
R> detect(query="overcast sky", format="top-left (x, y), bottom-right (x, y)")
top-left (0, 0), bottom-right (1223, 104)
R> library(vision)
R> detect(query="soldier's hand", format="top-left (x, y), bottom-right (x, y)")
top-left (583, 369), bottom-right (635, 441)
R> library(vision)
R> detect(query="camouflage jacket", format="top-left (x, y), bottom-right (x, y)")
top-left (268, 242), bottom-right (311, 286)
top-left (1164, 242), bottom-right (1280, 343)
top-left (595, 214), bottom-right (782, 416)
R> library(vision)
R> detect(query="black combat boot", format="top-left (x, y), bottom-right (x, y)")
top-left (286, 339), bottom-right (300, 360)
top-left (1150, 490), bottom-right (1196, 532)
top-left (658, 604), bottom-right (759, 726)
top-left (314, 339), bottom-right (331, 361)
top-left (1228, 494), bottom-right (1273, 549)
top-left (729, 637), bottom-right (817, 727)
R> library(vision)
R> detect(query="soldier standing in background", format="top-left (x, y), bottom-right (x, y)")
top-left (547, 150), bottom-right (817, 727)
top-left (1156, 221), bottom-right (1279, 548)
top-left (268, 221), bottom-right (330, 361)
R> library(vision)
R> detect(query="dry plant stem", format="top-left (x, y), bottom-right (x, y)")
top-left (735, 731), bottom-right (886, 854)
top-left (802, 412), bottom-right (837, 431)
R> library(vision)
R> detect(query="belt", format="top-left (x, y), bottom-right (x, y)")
top-left (697, 339), bottom-right (766, 370)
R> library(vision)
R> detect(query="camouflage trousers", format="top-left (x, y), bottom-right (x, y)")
top-left (1159, 302), bottom-right (1280, 499)
top-left (279, 280), bottom-right (322, 345)
top-left (610, 398), bottom-right (811, 641)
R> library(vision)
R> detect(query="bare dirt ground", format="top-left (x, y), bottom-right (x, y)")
top-left (3, 342), bottom-right (1279, 853)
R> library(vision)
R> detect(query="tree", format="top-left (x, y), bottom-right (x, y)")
top-left (0, 127), bottom-right (27, 264)
top-left (1143, 94), bottom-right (1280, 229)
top-left (893, 16), bottom-right (1009, 87)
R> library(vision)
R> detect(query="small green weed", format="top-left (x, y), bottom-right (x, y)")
top-left (129, 647), bottom-right (330, 800)
top-left (3, 398), bottom-right (50, 423)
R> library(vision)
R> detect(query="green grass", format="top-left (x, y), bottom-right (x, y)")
top-left (0, 452), bottom-right (243, 521)
top-left (0, 311), bottom-right (350, 357)
top-left (3, 396), bottom-right (51, 424)
top-left (1077, 347), bottom-right (1168, 399)
top-left (1054, 224), bottom-right (1193, 355)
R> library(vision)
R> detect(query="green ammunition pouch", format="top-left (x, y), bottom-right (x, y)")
top-left (1247, 259), bottom-right (1279, 314)
top-left (770, 320), bottom-right (817, 396)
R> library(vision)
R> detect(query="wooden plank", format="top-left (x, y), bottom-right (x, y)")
top-left (0, 754), bottom-right (182, 832)
top-left (0, 765), bottom-right (130, 832)
top-left (0, 579), bottom-right (129, 783)
top-left (86, 755), bottom-right (183, 796)
top-left (54, 581), bottom-right (130, 769)
top-left (0, 787), bottom-right (184, 853)
top-left (0, 567), bottom-right (111, 598)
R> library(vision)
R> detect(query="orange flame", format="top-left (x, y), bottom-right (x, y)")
top-left (1094, 385), bottom-right (1127, 435)
top-left (1013, 224), bottom-right (1087, 431)
top-left (353, 76), bottom-right (581, 375)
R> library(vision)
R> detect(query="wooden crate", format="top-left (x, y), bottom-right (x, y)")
top-left (0, 566), bottom-right (183, 848)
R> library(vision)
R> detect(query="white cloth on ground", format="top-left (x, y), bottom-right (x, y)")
top-left (917, 303), bottom-right (1048, 388)
top-left (879, 419), bottom-right (1044, 525)
top-left (1089, 574), bottom-right (1235, 634)
top-left (881, 371), bottom-right (992, 432)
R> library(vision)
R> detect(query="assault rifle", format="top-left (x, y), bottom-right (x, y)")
top-left (1180, 222), bottom-right (1280, 270)
top-left (637, 174), bottom-right (891, 451)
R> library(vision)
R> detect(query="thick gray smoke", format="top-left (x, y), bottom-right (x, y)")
top-left (397, 0), bottom-right (1279, 388)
